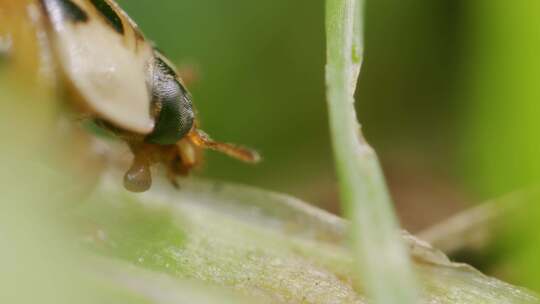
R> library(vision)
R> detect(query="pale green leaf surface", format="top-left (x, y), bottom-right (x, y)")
top-left (74, 174), bottom-right (539, 304)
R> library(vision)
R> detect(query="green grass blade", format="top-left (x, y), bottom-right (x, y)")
top-left (325, 0), bottom-right (420, 303)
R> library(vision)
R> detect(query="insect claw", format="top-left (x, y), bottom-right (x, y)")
top-left (124, 159), bottom-right (152, 193)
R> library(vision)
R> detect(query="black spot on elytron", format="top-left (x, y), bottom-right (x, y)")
top-left (40, 0), bottom-right (89, 23)
top-left (89, 0), bottom-right (124, 34)
top-left (146, 57), bottom-right (194, 145)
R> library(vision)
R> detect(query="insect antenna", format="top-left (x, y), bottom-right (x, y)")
top-left (188, 129), bottom-right (261, 163)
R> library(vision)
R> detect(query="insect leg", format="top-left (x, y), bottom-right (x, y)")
top-left (123, 144), bottom-right (153, 192)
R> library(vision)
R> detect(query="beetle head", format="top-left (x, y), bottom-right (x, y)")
top-left (146, 56), bottom-right (194, 145)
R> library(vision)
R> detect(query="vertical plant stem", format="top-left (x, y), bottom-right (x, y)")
top-left (325, 0), bottom-right (420, 303)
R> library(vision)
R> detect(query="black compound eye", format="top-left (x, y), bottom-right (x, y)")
top-left (146, 57), bottom-right (194, 145)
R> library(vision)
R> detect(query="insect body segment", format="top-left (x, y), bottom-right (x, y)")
top-left (35, 0), bottom-right (259, 192)
top-left (40, 0), bottom-right (156, 135)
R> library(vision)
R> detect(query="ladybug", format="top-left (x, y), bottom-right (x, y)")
top-left (11, 0), bottom-right (260, 192)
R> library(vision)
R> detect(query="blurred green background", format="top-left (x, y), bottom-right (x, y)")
top-left (2, 0), bottom-right (540, 297)
top-left (117, 0), bottom-right (331, 206)
top-left (116, 0), bottom-right (540, 290)
top-left (117, 0), bottom-right (469, 226)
